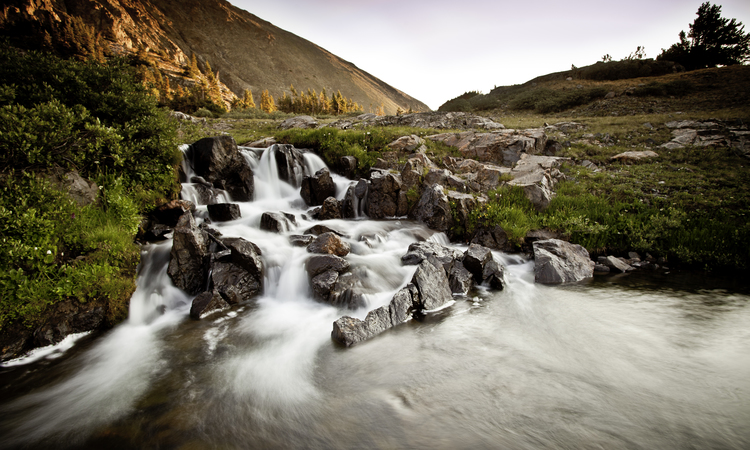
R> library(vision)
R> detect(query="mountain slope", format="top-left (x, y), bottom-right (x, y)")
top-left (0, 0), bottom-right (429, 114)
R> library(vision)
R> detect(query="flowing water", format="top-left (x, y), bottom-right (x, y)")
top-left (1, 146), bottom-right (749, 449)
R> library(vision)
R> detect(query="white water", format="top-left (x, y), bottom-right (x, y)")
top-left (1, 145), bottom-right (749, 449)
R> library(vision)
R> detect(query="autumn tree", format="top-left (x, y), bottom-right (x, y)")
top-left (260, 89), bottom-right (276, 113)
top-left (658, 2), bottom-right (750, 70)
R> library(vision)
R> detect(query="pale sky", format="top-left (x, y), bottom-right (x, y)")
top-left (228, 1), bottom-right (750, 110)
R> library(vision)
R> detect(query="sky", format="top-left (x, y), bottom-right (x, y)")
top-left (228, 0), bottom-right (750, 110)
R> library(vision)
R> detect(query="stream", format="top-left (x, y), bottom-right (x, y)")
top-left (1, 145), bottom-right (749, 449)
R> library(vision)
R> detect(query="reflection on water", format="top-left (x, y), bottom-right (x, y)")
top-left (1, 144), bottom-right (748, 449)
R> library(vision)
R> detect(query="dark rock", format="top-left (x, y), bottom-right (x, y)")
top-left (304, 224), bottom-right (345, 236)
top-left (167, 213), bottom-right (210, 295)
top-left (598, 255), bottom-right (634, 273)
top-left (311, 270), bottom-right (339, 300)
top-left (307, 232), bottom-right (350, 257)
top-left (260, 212), bottom-right (295, 233)
top-left (354, 179), bottom-right (368, 199)
top-left (306, 254), bottom-right (350, 277)
top-left (189, 136), bottom-right (254, 201)
top-left (290, 235), bottom-right (314, 247)
top-left (190, 290), bottom-right (230, 319)
top-left (342, 185), bottom-right (357, 219)
top-left (410, 184), bottom-right (452, 232)
top-left (412, 257), bottom-right (454, 311)
top-left (143, 223), bottom-right (173, 241)
top-left (318, 197), bottom-right (342, 220)
top-left (533, 239), bottom-right (594, 284)
top-left (463, 244), bottom-right (493, 282)
top-left (207, 203), bottom-right (241, 222)
top-left (273, 144), bottom-right (309, 187)
top-left (338, 155), bottom-right (358, 178)
top-left (329, 272), bottom-right (366, 309)
top-left (482, 259), bottom-right (505, 290)
top-left (366, 171), bottom-right (404, 218)
top-left (594, 264), bottom-right (611, 273)
top-left (32, 300), bottom-right (105, 348)
top-left (151, 199), bottom-right (196, 227)
top-left (301, 168), bottom-right (336, 206)
top-left (447, 260), bottom-right (473, 295)
top-left (471, 225), bottom-right (512, 252)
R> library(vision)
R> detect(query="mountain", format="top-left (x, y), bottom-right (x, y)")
top-left (0, 0), bottom-right (429, 114)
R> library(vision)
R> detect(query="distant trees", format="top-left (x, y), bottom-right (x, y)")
top-left (260, 89), bottom-right (276, 113)
top-left (658, 2), bottom-right (750, 70)
top-left (275, 84), bottom-right (363, 115)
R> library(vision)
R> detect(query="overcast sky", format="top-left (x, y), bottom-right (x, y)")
top-left (228, 0), bottom-right (750, 110)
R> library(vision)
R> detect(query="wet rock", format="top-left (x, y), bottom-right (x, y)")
top-left (328, 272), bottom-right (366, 309)
top-left (142, 223), bottom-right (173, 241)
top-left (471, 225), bottom-right (512, 252)
top-left (304, 224), bottom-right (345, 236)
top-left (306, 254), bottom-right (350, 277)
top-left (260, 212), bottom-right (295, 233)
top-left (168, 213), bottom-right (210, 295)
top-left (300, 168), bottom-right (336, 206)
top-left (190, 290), bottom-right (230, 319)
top-left (32, 300), bottom-right (106, 348)
top-left (341, 185), bottom-right (358, 219)
top-left (463, 244), bottom-right (492, 281)
top-left (354, 179), bottom-right (368, 199)
top-left (482, 259), bottom-right (505, 290)
top-left (338, 155), bottom-right (358, 178)
top-left (188, 136), bottom-right (254, 201)
top-left (412, 257), bottom-right (454, 310)
top-left (207, 203), bottom-right (241, 222)
top-left (150, 200), bottom-right (196, 227)
top-left (401, 241), bottom-right (463, 267)
top-left (308, 232), bottom-right (350, 257)
top-left (533, 239), bottom-right (594, 284)
top-left (410, 184), bottom-right (452, 232)
top-left (272, 144), bottom-right (308, 187)
top-left (311, 270), bottom-right (339, 300)
top-left (594, 264), bottom-right (611, 273)
top-left (289, 235), bottom-right (314, 247)
top-left (318, 197), bottom-right (342, 220)
top-left (246, 137), bottom-right (276, 148)
top-left (446, 260), bottom-right (473, 295)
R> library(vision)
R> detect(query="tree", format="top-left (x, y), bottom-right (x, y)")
top-left (242, 89), bottom-right (255, 109)
top-left (658, 2), bottom-right (750, 70)
top-left (260, 89), bottom-right (276, 113)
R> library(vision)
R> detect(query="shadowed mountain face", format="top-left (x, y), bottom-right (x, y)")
top-left (0, 0), bottom-right (429, 114)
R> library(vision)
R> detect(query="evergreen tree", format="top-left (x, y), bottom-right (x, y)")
top-left (185, 53), bottom-right (200, 78)
top-left (658, 2), bottom-right (750, 69)
top-left (260, 89), bottom-right (276, 113)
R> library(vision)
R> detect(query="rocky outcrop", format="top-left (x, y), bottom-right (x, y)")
top-left (187, 136), bottom-right (254, 201)
top-left (507, 154), bottom-right (568, 210)
top-left (410, 184), bottom-right (452, 232)
top-left (660, 120), bottom-right (749, 157)
top-left (532, 239), bottom-right (594, 284)
top-left (48, 169), bottom-right (99, 207)
top-left (611, 151), bottom-right (659, 162)
top-left (300, 168), bottom-right (336, 206)
top-left (358, 112), bottom-right (505, 130)
top-left (388, 134), bottom-right (426, 152)
top-left (427, 129), bottom-right (547, 165)
top-left (366, 170), bottom-right (408, 218)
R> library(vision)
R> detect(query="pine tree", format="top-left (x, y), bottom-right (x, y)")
top-left (242, 89), bottom-right (255, 109)
top-left (185, 53), bottom-right (200, 78)
top-left (260, 90), bottom-right (276, 113)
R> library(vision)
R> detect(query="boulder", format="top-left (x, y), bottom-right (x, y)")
top-left (366, 171), bottom-right (406, 218)
top-left (427, 128), bottom-right (547, 165)
top-left (388, 134), bottom-right (425, 152)
top-left (246, 137), bottom-right (276, 148)
top-left (150, 199), bottom-right (196, 227)
top-left (445, 190), bottom-right (481, 238)
top-left (317, 197), bottom-right (342, 220)
top-left (410, 184), bottom-right (452, 232)
top-left (211, 237), bottom-right (263, 302)
top-left (304, 224), bottom-right (345, 236)
top-left (188, 136), bottom-right (254, 201)
top-left (401, 241), bottom-right (463, 267)
top-left (611, 151), bottom-right (659, 162)
top-left (272, 144), bottom-right (308, 187)
top-left (306, 254), bottom-right (350, 277)
top-left (311, 270), bottom-right (340, 301)
top-left (260, 212), bottom-right (295, 233)
top-left (338, 155), bottom-right (358, 178)
top-left (190, 290), bottom-right (230, 319)
top-left (532, 239), bottom-right (594, 284)
top-left (49, 169), bottom-right (99, 206)
top-left (463, 244), bottom-right (505, 289)
top-left (300, 167), bottom-right (336, 206)
top-left (328, 272), bottom-right (366, 309)
top-left (207, 203), bottom-right (241, 222)
top-left (471, 225), bottom-right (512, 252)
top-left (167, 213), bottom-right (210, 295)
top-left (446, 261), bottom-right (474, 295)
top-left (307, 232), bottom-right (350, 257)
top-left (289, 235), bottom-right (314, 247)
top-left (412, 257), bottom-right (454, 310)
top-left (278, 115), bottom-right (319, 130)
top-left (598, 255), bottom-right (634, 273)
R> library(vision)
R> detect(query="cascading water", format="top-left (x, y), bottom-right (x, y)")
top-left (1, 145), bottom-right (749, 450)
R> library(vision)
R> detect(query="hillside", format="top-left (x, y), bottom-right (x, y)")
top-left (0, 0), bottom-right (429, 114)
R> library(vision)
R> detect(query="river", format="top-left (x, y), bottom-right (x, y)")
top-left (1, 145), bottom-right (748, 449)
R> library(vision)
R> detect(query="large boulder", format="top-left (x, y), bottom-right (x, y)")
top-left (207, 203), bottom-right (241, 222)
top-left (410, 184), bottom-right (452, 232)
top-left (388, 134), bottom-right (425, 152)
top-left (210, 237), bottom-right (264, 303)
top-left (533, 239), bottom-right (594, 284)
top-left (306, 254), bottom-right (350, 277)
top-left (188, 136), bottom-right (254, 201)
top-left (260, 211), bottom-right (296, 233)
top-left (48, 169), bottom-right (99, 206)
top-left (167, 212), bottom-right (210, 295)
top-left (366, 171), bottom-right (407, 218)
top-left (463, 244), bottom-right (505, 289)
top-left (427, 129), bottom-right (547, 165)
top-left (300, 168), bottom-right (336, 206)
top-left (307, 232), bottom-right (350, 257)
top-left (272, 144), bottom-right (308, 187)
top-left (150, 199), bottom-right (196, 227)
top-left (317, 197), bottom-right (342, 220)
top-left (401, 241), bottom-right (463, 267)
top-left (470, 225), bottom-right (512, 252)
top-left (412, 257), bottom-right (454, 310)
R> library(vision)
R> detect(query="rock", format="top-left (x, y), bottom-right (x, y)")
top-left (482, 259), bottom-right (505, 290)
top-left (190, 290), bottom-right (230, 319)
top-left (401, 241), bottom-right (463, 266)
top-left (272, 144), bottom-right (309, 187)
top-left (317, 197), bottom-right (342, 220)
top-left (167, 213), bottom-right (210, 295)
top-left (388, 134), bottom-right (425, 152)
top-left (532, 239), bottom-right (594, 284)
top-left (304, 224), bottom-right (345, 236)
top-left (49, 169), bottom-right (99, 206)
top-left (471, 225), bottom-right (512, 252)
top-left (210, 237), bottom-right (263, 303)
top-left (354, 179), bottom-right (368, 199)
top-left (188, 136), bottom-right (254, 201)
top-left (289, 235), bottom-right (314, 247)
top-left (207, 203), bottom-right (241, 222)
top-left (445, 190), bottom-right (480, 238)
top-left (307, 232), bottom-right (350, 257)
top-left (410, 184), bottom-right (452, 232)
top-left (141, 223), bottom-right (173, 241)
top-left (598, 255), bottom-right (634, 273)
top-left (150, 200), bottom-right (196, 227)
top-left (594, 264), bottom-right (611, 273)
top-left (366, 171), bottom-right (405, 218)
top-left (508, 170), bottom-right (555, 210)
top-left (260, 212), bottom-right (295, 233)
top-left (338, 155), bottom-right (358, 178)
top-left (328, 272), bottom-right (366, 309)
top-left (32, 300), bottom-right (106, 348)
top-left (246, 137), bottom-right (276, 148)
top-left (413, 257), bottom-right (454, 310)
top-left (278, 115), bottom-right (319, 130)
top-left (446, 260), bottom-right (473, 295)
top-left (311, 270), bottom-right (339, 300)
top-left (611, 151), bottom-right (659, 162)
top-left (427, 128), bottom-right (547, 165)
top-left (306, 254), bottom-right (350, 277)
top-left (463, 244), bottom-right (492, 281)
top-left (357, 111), bottom-right (504, 131)
top-left (300, 168), bottom-right (336, 206)
top-left (341, 185), bottom-right (358, 219)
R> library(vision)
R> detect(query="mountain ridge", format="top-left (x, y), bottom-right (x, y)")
top-left (0, 0), bottom-right (429, 114)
